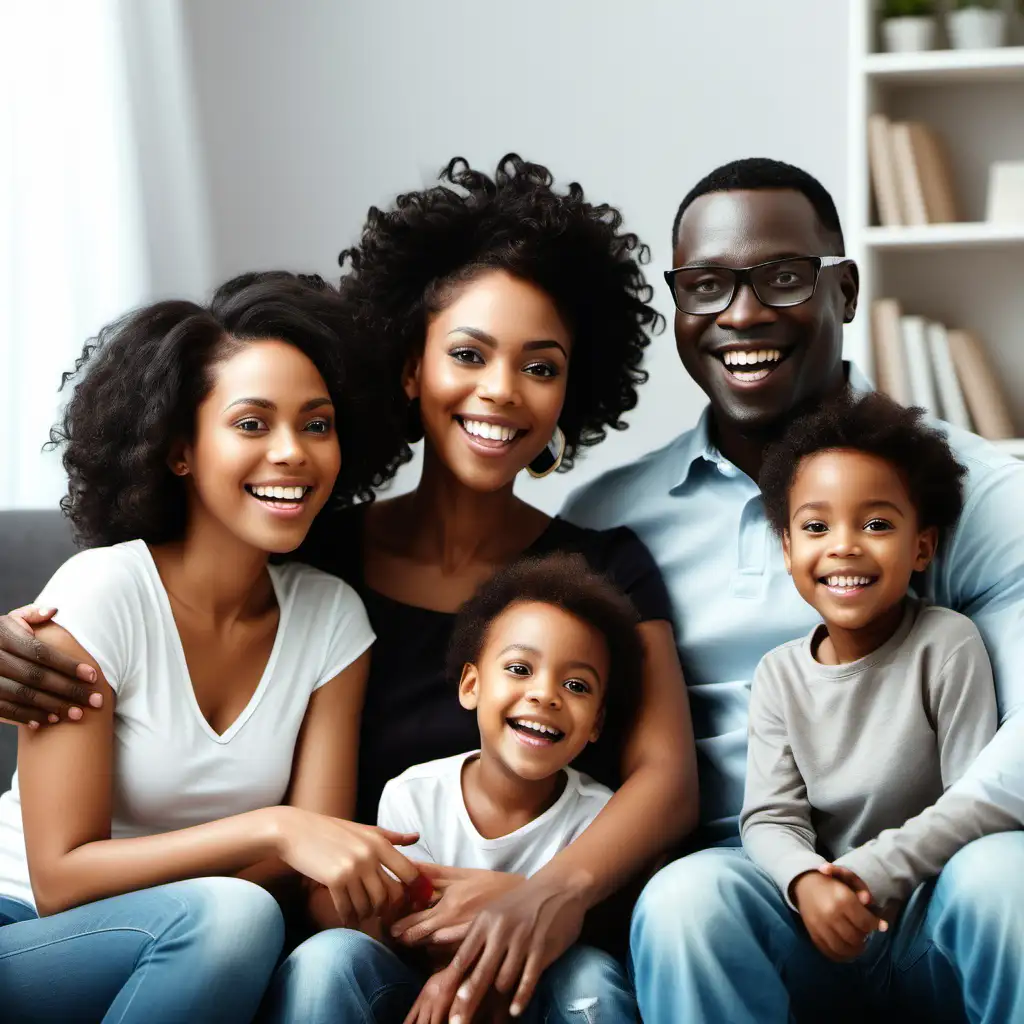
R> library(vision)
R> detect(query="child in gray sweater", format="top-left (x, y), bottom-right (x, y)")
top-left (741, 390), bottom-right (1004, 968)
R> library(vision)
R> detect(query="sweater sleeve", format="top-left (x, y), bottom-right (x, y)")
top-left (740, 659), bottom-right (825, 908)
top-left (835, 631), bottom-right (1008, 906)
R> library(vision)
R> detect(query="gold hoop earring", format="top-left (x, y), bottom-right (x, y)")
top-left (527, 426), bottom-right (565, 479)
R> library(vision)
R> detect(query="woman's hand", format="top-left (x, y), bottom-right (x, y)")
top-left (272, 805), bottom-right (421, 925)
top-left (404, 965), bottom-right (460, 1024)
top-left (391, 864), bottom-right (525, 947)
top-left (412, 873), bottom-right (588, 1023)
top-left (404, 965), bottom-right (513, 1024)
top-left (0, 607), bottom-right (101, 726)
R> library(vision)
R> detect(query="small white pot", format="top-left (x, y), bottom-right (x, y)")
top-left (947, 8), bottom-right (1007, 49)
top-left (881, 15), bottom-right (937, 52)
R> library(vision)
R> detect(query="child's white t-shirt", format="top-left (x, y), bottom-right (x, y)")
top-left (377, 751), bottom-right (612, 876)
top-left (0, 540), bottom-right (374, 908)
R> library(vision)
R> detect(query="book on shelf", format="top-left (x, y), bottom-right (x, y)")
top-left (868, 113), bottom-right (903, 228)
top-left (869, 301), bottom-right (1016, 440)
top-left (926, 322), bottom-right (971, 431)
top-left (871, 298), bottom-right (912, 405)
top-left (868, 118), bottom-right (959, 227)
top-left (946, 330), bottom-right (1016, 441)
top-left (900, 315), bottom-right (939, 417)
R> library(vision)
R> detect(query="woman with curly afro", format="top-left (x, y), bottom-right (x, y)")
top-left (0, 274), bottom-right (428, 1021)
top-left (269, 156), bottom-right (699, 1024)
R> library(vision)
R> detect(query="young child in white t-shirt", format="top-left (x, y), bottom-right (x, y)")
top-left (378, 551), bottom-right (645, 1023)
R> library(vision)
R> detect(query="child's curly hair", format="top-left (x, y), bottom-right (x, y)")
top-left (49, 272), bottom-right (407, 548)
top-left (759, 389), bottom-right (968, 537)
top-left (448, 552), bottom-right (644, 741)
top-left (338, 154), bottom-right (663, 470)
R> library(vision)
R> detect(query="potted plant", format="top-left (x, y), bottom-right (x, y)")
top-left (880, 0), bottom-right (938, 52)
top-left (947, 0), bottom-right (1008, 49)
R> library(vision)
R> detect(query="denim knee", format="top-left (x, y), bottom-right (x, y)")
top-left (935, 832), bottom-right (1024, 938)
top-left (540, 945), bottom-right (637, 1024)
top-left (265, 926), bottom-right (417, 1022)
top-left (632, 850), bottom-right (756, 947)
top-left (170, 876), bottom-right (285, 967)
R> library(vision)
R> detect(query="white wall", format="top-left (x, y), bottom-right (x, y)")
top-left (181, 0), bottom-right (849, 513)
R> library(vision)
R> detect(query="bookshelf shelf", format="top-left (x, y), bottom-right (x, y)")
top-left (864, 222), bottom-right (1024, 250)
top-left (864, 46), bottom-right (1024, 85)
top-left (848, 1), bottom-right (1024, 440)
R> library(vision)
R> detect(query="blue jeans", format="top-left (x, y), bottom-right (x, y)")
top-left (0, 877), bottom-right (284, 1022)
top-left (260, 928), bottom-right (638, 1023)
top-left (630, 833), bottom-right (1024, 1024)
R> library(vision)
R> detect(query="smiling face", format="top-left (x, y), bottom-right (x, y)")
top-left (783, 449), bottom-right (937, 637)
top-left (404, 269), bottom-right (571, 492)
top-left (458, 600), bottom-right (608, 782)
top-left (180, 338), bottom-right (341, 554)
top-left (672, 189), bottom-right (858, 435)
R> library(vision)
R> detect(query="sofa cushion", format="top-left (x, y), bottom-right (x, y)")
top-left (0, 510), bottom-right (79, 787)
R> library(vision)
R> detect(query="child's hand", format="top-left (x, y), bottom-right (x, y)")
top-left (791, 870), bottom-right (887, 962)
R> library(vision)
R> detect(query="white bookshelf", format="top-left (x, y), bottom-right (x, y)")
top-left (846, 0), bottom-right (1024, 456)
top-left (864, 44), bottom-right (1024, 83)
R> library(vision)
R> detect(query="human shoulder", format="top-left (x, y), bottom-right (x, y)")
top-left (385, 752), bottom-right (471, 791)
top-left (560, 430), bottom-right (694, 530)
top-left (539, 519), bottom-right (673, 623)
top-left (38, 541), bottom-right (151, 606)
top-left (910, 603), bottom-right (986, 662)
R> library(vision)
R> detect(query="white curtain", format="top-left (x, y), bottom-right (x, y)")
top-left (0, 1), bottom-right (150, 510)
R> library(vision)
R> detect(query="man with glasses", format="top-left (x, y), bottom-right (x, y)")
top-left (564, 158), bottom-right (1024, 1022)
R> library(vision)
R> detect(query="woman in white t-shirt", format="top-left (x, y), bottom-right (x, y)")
top-left (0, 274), bottom-right (423, 1022)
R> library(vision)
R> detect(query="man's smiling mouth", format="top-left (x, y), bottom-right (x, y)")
top-left (716, 347), bottom-right (787, 382)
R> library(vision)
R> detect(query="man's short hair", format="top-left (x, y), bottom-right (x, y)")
top-left (673, 157), bottom-right (845, 255)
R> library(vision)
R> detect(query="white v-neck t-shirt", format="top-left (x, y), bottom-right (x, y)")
top-left (0, 540), bottom-right (373, 908)
top-left (377, 752), bottom-right (612, 876)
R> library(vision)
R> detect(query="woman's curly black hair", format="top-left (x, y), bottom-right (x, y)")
top-left (338, 154), bottom-right (664, 470)
top-left (759, 389), bottom-right (968, 538)
top-left (49, 272), bottom-right (408, 549)
top-left (448, 552), bottom-right (644, 743)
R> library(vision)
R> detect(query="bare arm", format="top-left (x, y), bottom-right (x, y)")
top-left (239, 649), bottom-right (371, 911)
top-left (20, 627), bottom-right (416, 918)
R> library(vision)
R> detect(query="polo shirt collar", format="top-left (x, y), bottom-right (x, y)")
top-left (669, 361), bottom-right (870, 494)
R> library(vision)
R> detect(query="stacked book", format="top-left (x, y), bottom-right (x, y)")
top-left (871, 298), bottom-right (1015, 439)
top-left (868, 114), bottom-right (959, 226)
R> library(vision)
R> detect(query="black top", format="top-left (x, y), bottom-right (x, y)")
top-left (300, 505), bottom-right (674, 824)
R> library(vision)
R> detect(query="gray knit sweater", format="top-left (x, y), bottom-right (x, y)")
top-left (741, 598), bottom-right (1001, 909)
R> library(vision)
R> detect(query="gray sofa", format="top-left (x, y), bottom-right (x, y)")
top-left (0, 510), bottom-right (79, 787)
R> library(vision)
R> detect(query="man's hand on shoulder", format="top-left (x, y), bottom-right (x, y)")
top-left (0, 607), bottom-right (101, 727)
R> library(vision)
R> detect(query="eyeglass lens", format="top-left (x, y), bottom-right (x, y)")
top-left (671, 258), bottom-right (819, 315)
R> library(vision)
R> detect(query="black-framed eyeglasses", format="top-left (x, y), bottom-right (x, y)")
top-left (663, 256), bottom-right (849, 316)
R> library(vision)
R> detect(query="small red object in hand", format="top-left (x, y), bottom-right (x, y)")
top-left (405, 872), bottom-right (434, 912)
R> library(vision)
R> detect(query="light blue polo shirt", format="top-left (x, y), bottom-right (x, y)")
top-left (562, 366), bottom-right (1024, 846)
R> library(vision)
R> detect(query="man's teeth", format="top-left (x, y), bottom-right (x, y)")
top-left (511, 719), bottom-right (562, 738)
top-left (462, 419), bottom-right (519, 442)
top-left (824, 576), bottom-right (874, 588)
top-left (249, 485), bottom-right (309, 500)
top-left (722, 349), bottom-right (782, 367)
